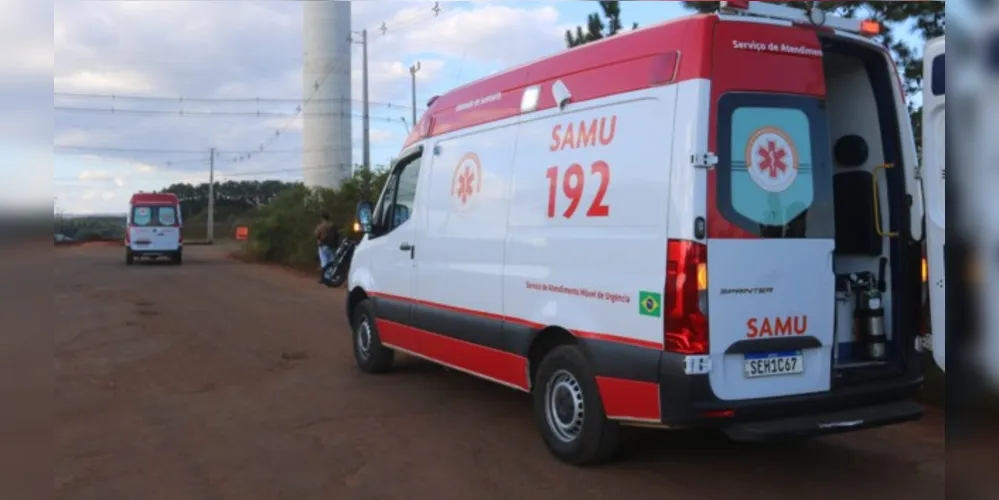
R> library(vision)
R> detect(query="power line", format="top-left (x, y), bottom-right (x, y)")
top-left (54, 92), bottom-right (423, 111)
top-left (54, 107), bottom-right (408, 123)
top-left (228, 1), bottom-right (448, 166)
top-left (53, 145), bottom-right (336, 155)
top-left (55, 142), bottom-right (380, 174)
top-left (53, 157), bottom-right (211, 182)
top-left (55, 106), bottom-right (345, 118)
top-left (52, 2), bottom-right (450, 181)
top-left (55, 162), bottom-right (365, 183)
top-left (220, 164), bottom-right (345, 179)
top-left (54, 146), bottom-right (208, 155)
top-left (54, 92), bottom-right (338, 104)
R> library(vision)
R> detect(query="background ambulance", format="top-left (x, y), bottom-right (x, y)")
top-left (125, 192), bottom-right (183, 265)
top-left (346, 1), bottom-right (928, 464)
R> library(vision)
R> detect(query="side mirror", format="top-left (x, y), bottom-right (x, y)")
top-left (355, 200), bottom-right (374, 234)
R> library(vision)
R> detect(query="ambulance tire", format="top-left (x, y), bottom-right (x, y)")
top-left (351, 300), bottom-right (394, 374)
top-left (172, 251), bottom-right (183, 265)
top-left (534, 345), bottom-right (621, 465)
top-left (125, 250), bottom-right (134, 265)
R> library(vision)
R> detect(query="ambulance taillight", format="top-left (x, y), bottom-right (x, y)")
top-left (665, 240), bottom-right (709, 355)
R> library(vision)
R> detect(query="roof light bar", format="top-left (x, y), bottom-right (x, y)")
top-left (720, 1), bottom-right (880, 37)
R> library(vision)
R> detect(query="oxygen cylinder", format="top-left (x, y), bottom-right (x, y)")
top-left (857, 286), bottom-right (887, 361)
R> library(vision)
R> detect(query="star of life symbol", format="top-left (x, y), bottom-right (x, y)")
top-left (451, 153), bottom-right (482, 209)
top-left (745, 127), bottom-right (799, 193)
top-left (456, 166), bottom-right (475, 204)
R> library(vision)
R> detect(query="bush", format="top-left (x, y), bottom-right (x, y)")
top-left (245, 165), bottom-right (389, 269)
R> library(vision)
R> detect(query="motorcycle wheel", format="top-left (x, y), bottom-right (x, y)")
top-left (329, 268), bottom-right (347, 288)
top-left (321, 263), bottom-right (340, 288)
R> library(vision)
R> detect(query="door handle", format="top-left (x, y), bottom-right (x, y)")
top-left (399, 242), bottom-right (415, 259)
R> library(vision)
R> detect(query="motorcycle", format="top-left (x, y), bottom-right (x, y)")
top-left (321, 238), bottom-right (356, 288)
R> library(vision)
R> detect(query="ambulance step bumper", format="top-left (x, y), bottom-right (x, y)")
top-left (722, 400), bottom-right (924, 442)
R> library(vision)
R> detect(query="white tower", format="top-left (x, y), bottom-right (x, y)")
top-left (302, 0), bottom-right (353, 188)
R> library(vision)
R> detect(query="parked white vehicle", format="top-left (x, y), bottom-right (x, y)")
top-left (347, 1), bottom-right (928, 464)
top-left (921, 36), bottom-right (945, 372)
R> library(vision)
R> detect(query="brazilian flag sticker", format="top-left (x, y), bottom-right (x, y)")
top-left (639, 291), bottom-right (662, 318)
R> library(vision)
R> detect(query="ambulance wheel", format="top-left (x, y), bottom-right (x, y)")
top-left (172, 251), bottom-right (183, 265)
top-left (125, 250), bottom-right (134, 265)
top-left (351, 300), bottom-right (394, 374)
top-left (533, 345), bottom-right (621, 465)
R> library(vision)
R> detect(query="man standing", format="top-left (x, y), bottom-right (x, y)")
top-left (314, 213), bottom-right (338, 283)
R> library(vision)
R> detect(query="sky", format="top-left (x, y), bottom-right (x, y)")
top-left (41, 0), bottom-right (925, 215)
top-left (45, 0), bottom-right (692, 215)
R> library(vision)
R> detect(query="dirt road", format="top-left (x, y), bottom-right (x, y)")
top-left (55, 245), bottom-right (944, 500)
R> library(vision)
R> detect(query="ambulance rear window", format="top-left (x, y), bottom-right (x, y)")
top-left (131, 206), bottom-right (177, 226)
top-left (158, 207), bottom-right (177, 226)
top-left (715, 93), bottom-right (834, 239)
top-left (132, 207), bottom-right (153, 226)
top-left (730, 107), bottom-right (814, 226)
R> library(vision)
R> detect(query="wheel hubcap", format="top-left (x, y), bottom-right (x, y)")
top-left (544, 369), bottom-right (585, 443)
top-left (356, 317), bottom-right (372, 359)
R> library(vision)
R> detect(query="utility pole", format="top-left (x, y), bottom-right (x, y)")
top-left (361, 29), bottom-right (370, 169)
top-left (350, 29), bottom-right (371, 169)
top-left (409, 61), bottom-right (421, 126)
top-left (207, 148), bottom-right (215, 244)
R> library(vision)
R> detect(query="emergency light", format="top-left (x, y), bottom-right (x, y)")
top-left (720, 1), bottom-right (882, 37)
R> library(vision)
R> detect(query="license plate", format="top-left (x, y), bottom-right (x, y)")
top-left (744, 350), bottom-right (804, 378)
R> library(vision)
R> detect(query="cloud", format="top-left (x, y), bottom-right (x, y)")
top-left (78, 170), bottom-right (127, 190)
top-left (53, 0), bottom-right (571, 213)
top-left (54, 70), bottom-right (157, 94)
top-left (78, 170), bottom-right (114, 182)
top-left (133, 163), bottom-right (157, 174)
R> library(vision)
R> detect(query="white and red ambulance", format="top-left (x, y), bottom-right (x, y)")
top-left (920, 36), bottom-right (945, 372)
top-left (347, 1), bottom-right (928, 464)
top-left (125, 192), bottom-right (183, 265)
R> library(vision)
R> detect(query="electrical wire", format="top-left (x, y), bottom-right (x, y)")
top-left (55, 106), bottom-right (349, 118)
top-left (55, 92), bottom-right (423, 111)
top-left (226, 1), bottom-right (448, 166)
top-left (54, 146), bottom-right (209, 155)
top-left (54, 145), bottom-right (342, 155)
top-left (54, 107), bottom-right (408, 124)
top-left (54, 1), bottom-right (447, 186)
top-left (53, 157), bottom-right (211, 182)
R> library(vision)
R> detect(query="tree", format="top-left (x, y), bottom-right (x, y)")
top-left (244, 165), bottom-right (390, 269)
top-left (159, 179), bottom-right (299, 220)
top-left (565, 1), bottom-right (639, 48)
top-left (681, 2), bottom-right (944, 144)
